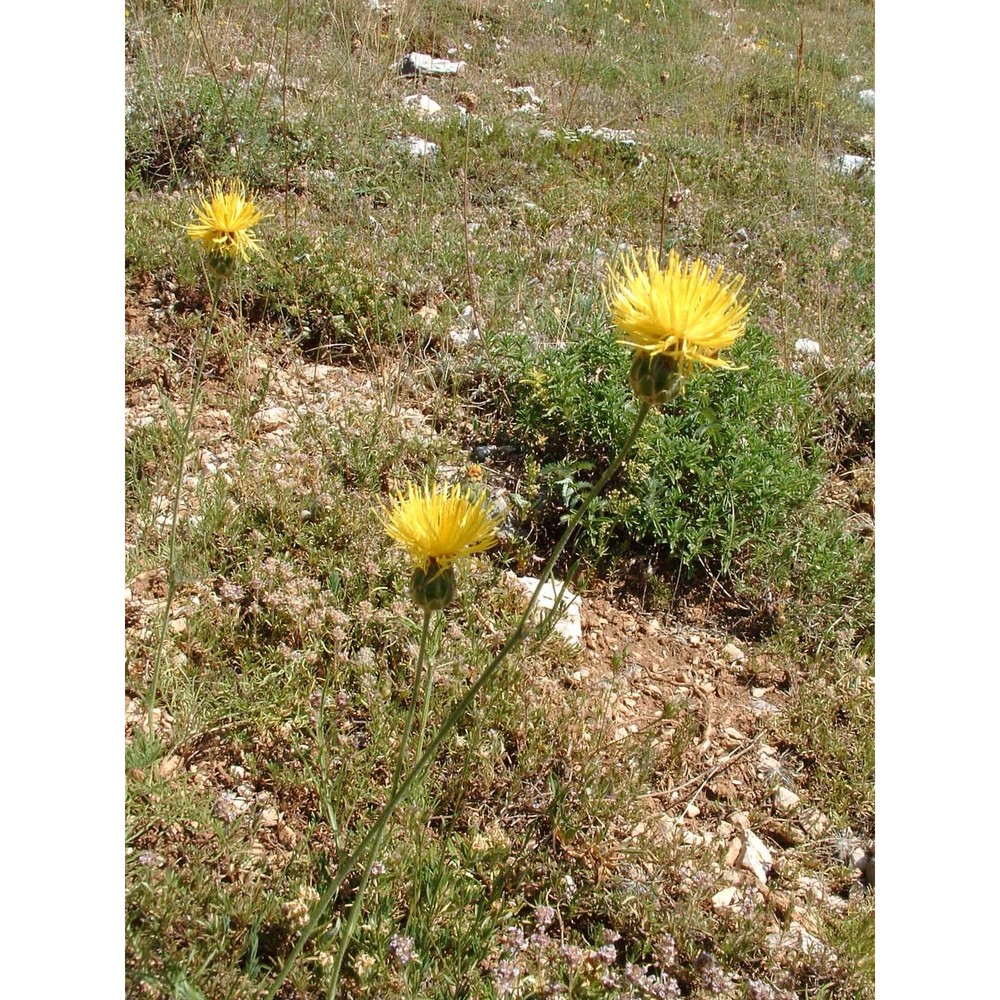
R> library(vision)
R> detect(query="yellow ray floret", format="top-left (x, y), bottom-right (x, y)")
top-left (185, 179), bottom-right (265, 261)
top-left (605, 248), bottom-right (748, 373)
top-left (383, 481), bottom-right (502, 572)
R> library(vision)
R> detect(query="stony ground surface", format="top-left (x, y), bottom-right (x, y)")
top-left (126, 287), bottom-right (873, 996)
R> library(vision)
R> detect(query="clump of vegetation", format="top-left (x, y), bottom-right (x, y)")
top-left (125, 1), bottom-right (875, 996)
top-left (492, 313), bottom-right (819, 569)
top-left (486, 309), bottom-right (871, 653)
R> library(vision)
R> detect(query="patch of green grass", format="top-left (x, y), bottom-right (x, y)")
top-left (823, 895), bottom-right (876, 999)
top-left (126, 194), bottom-right (190, 280)
top-left (743, 504), bottom-right (874, 655)
top-left (126, 0), bottom-right (875, 995)
top-left (776, 657), bottom-right (875, 834)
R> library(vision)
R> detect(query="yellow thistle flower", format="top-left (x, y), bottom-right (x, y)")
top-left (185, 179), bottom-right (265, 270)
top-left (605, 248), bottom-right (749, 375)
top-left (383, 481), bottom-right (501, 573)
top-left (384, 481), bottom-right (502, 611)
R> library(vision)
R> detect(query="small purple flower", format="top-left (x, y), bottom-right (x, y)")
top-left (695, 950), bottom-right (729, 994)
top-left (492, 958), bottom-right (521, 995)
top-left (655, 933), bottom-right (677, 968)
top-left (389, 934), bottom-right (416, 966)
top-left (596, 943), bottom-right (617, 965)
top-left (624, 962), bottom-right (682, 999)
top-left (747, 980), bottom-right (776, 1000)
top-left (499, 926), bottom-right (529, 954)
top-left (737, 888), bottom-right (758, 919)
top-left (534, 904), bottom-right (557, 930)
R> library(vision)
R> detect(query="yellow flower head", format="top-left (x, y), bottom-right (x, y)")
top-left (185, 179), bottom-right (265, 263)
top-left (383, 481), bottom-right (501, 573)
top-left (605, 248), bottom-right (749, 375)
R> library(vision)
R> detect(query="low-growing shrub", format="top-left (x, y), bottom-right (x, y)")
top-left (493, 310), bottom-right (820, 572)
top-left (487, 308), bottom-right (873, 651)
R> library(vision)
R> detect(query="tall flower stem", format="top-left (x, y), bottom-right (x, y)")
top-left (325, 609), bottom-right (434, 997)
top-left (413, 633), bottom-right (438, 763)
top-left (265, 402), bottom-right (652, 999)
top-left (393, 608), bottom-right (434, 787)
top-left (145, 279), bottom-right (221, 735)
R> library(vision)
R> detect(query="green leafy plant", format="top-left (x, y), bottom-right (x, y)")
top-left (495, 312), bottom-right (821, 574)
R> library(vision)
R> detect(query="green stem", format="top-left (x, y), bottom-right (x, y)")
top-left (393, 609), bottom-right (434, 788)
top-left (145, 280), bottom-right (221, 734)
top-left (414, 634), bottom-right (437, 763)
top-left (314, 668), bottom-right (342, 853)
top-left (264, 403), bottom-right (652, 999)
top-left (325, 609), bottom-right (434, 997)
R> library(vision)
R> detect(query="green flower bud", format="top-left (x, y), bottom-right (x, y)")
top-left (629, 351), bottom-right (684, 407)
top-left (206, 250), bottom-right (237, 280)
top-left (410, 562), bottom-right (456, 611)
